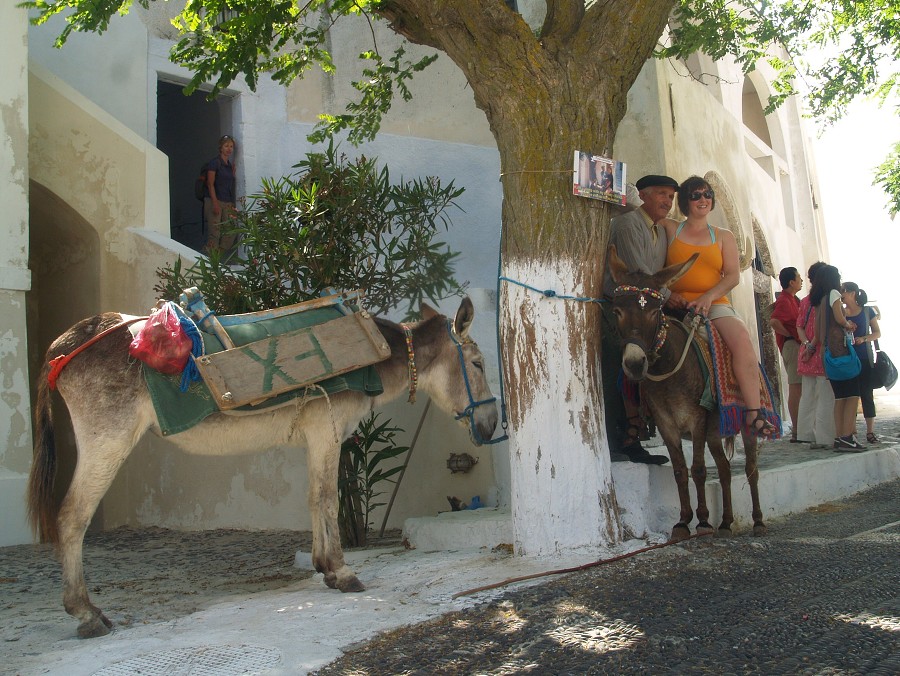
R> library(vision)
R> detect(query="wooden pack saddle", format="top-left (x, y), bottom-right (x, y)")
top-left (180, 288), bottom-right (391, 411)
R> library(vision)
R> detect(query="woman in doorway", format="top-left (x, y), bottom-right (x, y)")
top-left (204, 134), bottom-right (238, 255)
top-left (841, 281), bottom-right (882, 443)
top-left (662, 175), bottom-right (777, 438)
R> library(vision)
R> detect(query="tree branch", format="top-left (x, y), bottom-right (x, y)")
top-left (376, 0), bottom-right (444, 49)
top-left (377, 0), bottom-right (545, 92)
top-left (540, 0), bottom-right (585, 46)
top-left (576, 1), bottom-right (676, 92)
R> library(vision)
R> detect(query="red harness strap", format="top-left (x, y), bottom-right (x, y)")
top-left (47, 317), bottom-right (148, 391)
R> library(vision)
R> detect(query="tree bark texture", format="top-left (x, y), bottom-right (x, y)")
top-left (379, 0), bottom-right (676, 553)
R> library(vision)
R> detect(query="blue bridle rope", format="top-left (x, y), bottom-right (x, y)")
top-left (447, 319), bottom-right (508, 445)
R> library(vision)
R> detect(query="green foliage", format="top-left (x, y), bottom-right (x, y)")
top-left (338, 412), bottom-right (409, 548)
top-left (659, 1), bottom-right (900, 213)
top-left (874, 142), bottom-right (900, 218)
top-left (660, 1), bottom-right (900, 124)
top-left (154, 142), bottom-right (463, 319)
top-left (22, 0), bottom-right (435, 144)
top-left (309, 46), bottom-right (438, 146)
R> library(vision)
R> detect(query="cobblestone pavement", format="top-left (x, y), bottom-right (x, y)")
top-left (314, 480), bottom-right (900, 675)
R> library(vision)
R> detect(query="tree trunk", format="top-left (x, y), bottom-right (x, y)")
top-left (380, 0), bottom-right (676, 554)
top-left (494, 105), bottom-right (622, 554)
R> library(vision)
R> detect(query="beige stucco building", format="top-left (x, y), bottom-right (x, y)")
top-left (1, 2), bottom-right (829, 546)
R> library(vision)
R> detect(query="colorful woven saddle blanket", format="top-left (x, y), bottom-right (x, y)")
top-left (691, 317), bottom-right (782, 439)
top-left (142, 304), bottom-right (383, 436)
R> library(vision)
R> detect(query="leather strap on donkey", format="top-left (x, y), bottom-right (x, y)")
top-left (48, 317), bottom-right (148, 390)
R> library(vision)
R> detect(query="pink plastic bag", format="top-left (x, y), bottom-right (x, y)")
top-left (129, 303), bottom-right (192, 374)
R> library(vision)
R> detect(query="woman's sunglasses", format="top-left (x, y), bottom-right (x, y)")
top-left (688, 189), bottom-right (714, 201)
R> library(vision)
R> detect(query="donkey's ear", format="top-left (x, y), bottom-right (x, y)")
top-left (607, 245), bottom-right (629, 284)
top-left (653, 252), bottom-right (699, 290)
top-left (420, 303), bottom-right (440, 320)
top-left (454, 296), bottom-right (475, 339)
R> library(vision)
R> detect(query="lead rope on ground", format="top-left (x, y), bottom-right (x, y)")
top-left (452, 531), bottom-right (713, 599)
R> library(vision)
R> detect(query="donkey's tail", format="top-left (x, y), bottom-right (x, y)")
top-left (27, 360), bottom-right (60, 544)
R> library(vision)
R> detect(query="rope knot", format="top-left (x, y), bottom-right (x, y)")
top-left (543, 289), bottom-right (557, 297)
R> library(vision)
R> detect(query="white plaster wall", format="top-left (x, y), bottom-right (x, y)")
top-left (657, 57), bottom-right (820, 326)
top-left (28, 65), bottom-right (170, 310)
top-left (28, 12), bottom-right (150, 137)
top-left (1, 2), bottom-right (34, 547)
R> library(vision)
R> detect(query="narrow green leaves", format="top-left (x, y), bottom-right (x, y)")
top-left (155, 142), bottom-right (464, 319)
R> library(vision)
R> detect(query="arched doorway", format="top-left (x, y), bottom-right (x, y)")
top-left (27, 180), bottom-right (102, 511)
top-left (749, 217), bottom-right (781, 414)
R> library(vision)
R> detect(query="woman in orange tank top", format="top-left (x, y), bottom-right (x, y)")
top-left (661, 176), bottom-right (777, 438)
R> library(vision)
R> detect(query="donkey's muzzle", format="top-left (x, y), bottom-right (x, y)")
top-left (622, 343), bottom-right (649, 381)
top-left (474, 402), bottom-right (499, 446)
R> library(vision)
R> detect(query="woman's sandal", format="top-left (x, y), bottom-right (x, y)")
top-left (866, 432), bottom-right (879, 444)
top-left (745, 408), bottom-right (777, 439)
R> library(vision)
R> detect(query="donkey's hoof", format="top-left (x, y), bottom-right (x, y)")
top-left (716, 527), bottom-right (734, 538)
top-left (337, 575), bottom-right (365, 593)
top-left (670, 523), bottom-right (691, 541)
top-left (696, 522), bottom-right (715, 536)
top-left (77, 613), bottom-right (112, 639)
top-left (323, 572), bottom-right (338, 589)
top-left (752, 522), bottom-right (768, 537)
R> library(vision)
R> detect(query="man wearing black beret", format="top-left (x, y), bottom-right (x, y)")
top-left (600, 174), bottom-right (686, 464)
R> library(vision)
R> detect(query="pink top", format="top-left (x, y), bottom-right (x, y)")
top-left (796, 295), bottom-right (825, 377)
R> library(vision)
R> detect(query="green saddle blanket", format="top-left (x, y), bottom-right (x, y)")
top-left (143, 305), bottom-right (384, 436)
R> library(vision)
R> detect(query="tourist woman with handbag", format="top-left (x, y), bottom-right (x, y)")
top-left (796, 262), bottom-right (835, 449)
top-left (841, 282), bottom-right (882, 443)
top-left (807, 265), bottom-right (864, 451)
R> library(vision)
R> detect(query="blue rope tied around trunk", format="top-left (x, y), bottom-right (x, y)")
top-left (498, 276), bottom-right (603, 305)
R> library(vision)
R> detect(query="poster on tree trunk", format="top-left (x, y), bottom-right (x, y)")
top-left (572, 151), bottom-right (627, 206)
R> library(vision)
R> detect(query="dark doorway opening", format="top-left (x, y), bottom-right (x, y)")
top-left (157, 80), bottom-right (229, 252)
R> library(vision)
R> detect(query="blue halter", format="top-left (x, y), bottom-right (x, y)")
top-left (447, 320), bottom-right (507, 445)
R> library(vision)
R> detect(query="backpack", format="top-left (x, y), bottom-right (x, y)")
top-left (194, 163), bottom-right (208, 201)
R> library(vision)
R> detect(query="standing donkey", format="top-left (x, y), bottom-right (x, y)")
top-left (607, 246), bottom-right (767, 541)
top-left (28, 297), bottom-right (498, 638)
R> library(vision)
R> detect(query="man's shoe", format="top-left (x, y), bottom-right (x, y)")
top-left (623, 443), bottom-right (669, 465)
top-left (610, 451), bottom-right (630, 463)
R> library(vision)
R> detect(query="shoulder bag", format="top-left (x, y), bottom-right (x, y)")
top-left (823, 332), bottom-right (861, 381)
top-left (872, 338), bottom-right (898, 390)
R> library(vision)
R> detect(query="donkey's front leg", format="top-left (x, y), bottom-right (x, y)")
top-left (741, 432), bottom-right (767, 536)
top-left (707, 433), bottom-right (734, 537)
top-left (306, 433), bottom-right (365, 593)
top-left (689, 431), bottom-right (714, 535)
top-left (659, 427), bottom-right (692, 541)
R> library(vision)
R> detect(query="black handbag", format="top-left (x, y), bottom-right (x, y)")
top-left (873, 347), bottom-right (898, 390)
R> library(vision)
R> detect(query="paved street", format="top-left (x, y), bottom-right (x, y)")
top-left (315, 479), bottom-right (900, 675)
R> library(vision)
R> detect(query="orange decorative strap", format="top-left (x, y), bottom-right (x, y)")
top-left (47, 317), bottom-right (148, 391)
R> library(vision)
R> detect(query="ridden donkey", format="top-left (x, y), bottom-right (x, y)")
top-left (28, 297), bottom-right (497, 638)
top-left (607, 246), bottom-right (766, 541)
